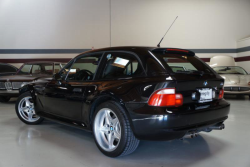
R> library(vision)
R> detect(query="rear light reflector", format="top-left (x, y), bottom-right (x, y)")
top-left (148, 88), bottom-right (183, 107)
top-left (219, 89), bottom-right (224, 99)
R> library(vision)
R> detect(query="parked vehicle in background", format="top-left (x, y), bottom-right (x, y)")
top-left (15, 47), bottom-right (230, 157)
top-left (0, 61), bottom-right (65, 102)
top-left (0, 63), bottom-right (18, 76)
top-left (169, 65), bottom-right (187, 72)
top-left (213, 66), bottom-right (250, 98)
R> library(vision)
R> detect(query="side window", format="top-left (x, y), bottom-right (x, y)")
top-left (32, 65), bottom-right (41, 74)
top-left (101, 52), bottom-right (144, 79)
top-left (58, 61), bottom-right (74, 80)
top-left (54, 64), bottom-right (61, 74)
top-left (67, 54), bottom-right (101, 81)
top-left (19, 65), bottom-right (32, 74)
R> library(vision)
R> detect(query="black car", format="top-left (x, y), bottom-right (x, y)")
top-left (0, 63), bottom-right (18, 76)
top-left (15, 47), bottom-right (230, 157)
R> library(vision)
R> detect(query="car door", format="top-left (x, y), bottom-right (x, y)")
top-left (41, 52), bottom-right (103, 121)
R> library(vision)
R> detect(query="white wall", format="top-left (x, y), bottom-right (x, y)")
top-left (0, 0), bottom-right (110, 49)
top-left (0, 0), bottom-right (250, 67)
top-left (111, 0), bottom-right (250, 49)
top-left (236, 37), bottom-right (250, 73)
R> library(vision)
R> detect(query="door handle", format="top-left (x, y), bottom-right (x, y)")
top-left (73, 88), bottom-right (82, 93)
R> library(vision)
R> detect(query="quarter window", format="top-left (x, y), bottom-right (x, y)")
top-left (101, 52), bottom-right (144, 79)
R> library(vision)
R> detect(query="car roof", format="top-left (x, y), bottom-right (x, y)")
top-left (75, 46), bottom-right (195, 59)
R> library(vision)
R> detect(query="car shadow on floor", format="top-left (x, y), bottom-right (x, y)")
top-left (224, 94), bottom-right (249, 100)
top-left (11, 118), bottom-right (229, 167)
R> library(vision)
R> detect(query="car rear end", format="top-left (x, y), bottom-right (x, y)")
top-left (128, 48), bottom-right (230, 141)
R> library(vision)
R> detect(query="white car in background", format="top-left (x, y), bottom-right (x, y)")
top-left (213, 66), bottom-right (250, 98)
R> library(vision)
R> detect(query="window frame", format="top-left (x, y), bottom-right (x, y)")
top-left (96, 51), bottom-right (146, 81)
top-left (64, 52), bottom-right (105, 82)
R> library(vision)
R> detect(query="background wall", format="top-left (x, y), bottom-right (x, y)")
top-left (0, 0), bottom-right (250, 70)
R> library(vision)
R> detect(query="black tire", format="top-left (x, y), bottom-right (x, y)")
top-left (92, 101), bottom-right (140, 157)
top-left (15, 92), bottom-right (44, 125)
top-left (0, 96), bottom-right (11, 102)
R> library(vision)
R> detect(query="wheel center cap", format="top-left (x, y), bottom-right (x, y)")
top-left (110, 126), bottom-right (114, 131)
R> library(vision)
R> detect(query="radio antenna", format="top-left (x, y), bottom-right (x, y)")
top-left (157, 16), bottom-right (178, 47)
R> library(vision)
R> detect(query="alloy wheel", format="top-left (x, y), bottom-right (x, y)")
top-left (18, 96), bottom-right (40, 122)
top-left (94, 108), bottom-right (121, 152)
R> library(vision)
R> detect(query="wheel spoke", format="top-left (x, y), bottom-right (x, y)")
top-left (99, 126), bottom-right (109, 133)
top-left (114, 131), bottom-right (121, 140)
top-left (105, 110), bottom-right (112, 125)
top-left (28, 112), bottom-right (33, 121)
top-left (22, 106), bottom-right (29, 113)
top-left (25, 98), bottom-right (31, 107)
top-left (112, 118), bottom-right (119, 126)
top-left (108, 133), bottom-right (115, 149)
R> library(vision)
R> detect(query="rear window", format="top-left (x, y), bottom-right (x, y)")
top-left (152, 52), bottom-right (214, 75)
top-left (213, 66), bottom-right (248, 75)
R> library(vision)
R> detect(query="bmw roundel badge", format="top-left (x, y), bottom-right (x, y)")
top-left (204, 81), bottom-right (208, 86)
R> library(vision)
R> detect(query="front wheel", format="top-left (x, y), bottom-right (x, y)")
top-left (15, 92), bottom-right (44, 125)
top-left (0, 96), bottom-right (11, 102)
top-left (93, 101), bottom-right (140, 157)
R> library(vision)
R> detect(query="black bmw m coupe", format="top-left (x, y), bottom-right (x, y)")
top-left (16, 47), bottom-right (230, 157)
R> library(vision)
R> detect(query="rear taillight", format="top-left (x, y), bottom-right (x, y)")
top-left (148, 88), bottom-right (183, 107)
top-left (219, 89), bottom-right (224, 99)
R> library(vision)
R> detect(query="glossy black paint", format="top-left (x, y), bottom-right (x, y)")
top-left (20, 46), bottom-right (230, 141)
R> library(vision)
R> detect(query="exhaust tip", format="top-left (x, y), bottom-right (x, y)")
top-left (208, 123), bottom-right (225, 130)
top-left (182, 132), bottom-right (199, 139)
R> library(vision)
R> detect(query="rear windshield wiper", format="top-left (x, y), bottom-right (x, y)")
top-left (175, 70), bottom-right (205, 76)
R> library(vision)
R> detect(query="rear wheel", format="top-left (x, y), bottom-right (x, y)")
top-left (0, 96), bottom-right (11, 102)
top-left (93, 101), bottom-right (140, 157)
top-left (15, 92), bottom-right (44, 125)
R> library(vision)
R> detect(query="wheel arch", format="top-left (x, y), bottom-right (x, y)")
top-left (19, 85), bottom-right (36, 100)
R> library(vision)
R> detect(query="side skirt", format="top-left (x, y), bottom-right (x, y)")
top-left (38, 112), bottom-right (92, 132)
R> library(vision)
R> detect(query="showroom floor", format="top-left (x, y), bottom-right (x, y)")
top-left (0, 96), bottom-right (249, 167)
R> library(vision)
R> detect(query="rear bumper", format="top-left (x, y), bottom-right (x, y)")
top-left (128, 100), bottom-right (230, 141)
top-left (0, 90), bottom-right (19, 97)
